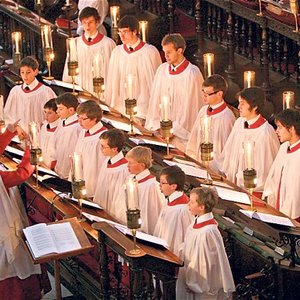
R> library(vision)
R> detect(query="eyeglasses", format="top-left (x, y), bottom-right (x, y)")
top-left (202, 90), bottom-right (220, 97)
top-left (78, 116), bottom-right (90, 121)
top-left (117, 30), bottom-right (131, 36)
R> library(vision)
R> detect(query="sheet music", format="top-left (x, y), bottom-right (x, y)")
top-left (215, 186), bottom-right (251, 205)
top-left (82, 212), bottom-right (125, 227)
top-left (5, 145), bottom-right (24, 156)
top-left (102, 118), bottom-right (142, 135)
top-left (43, 79), bottom-right (83, 92)
top-left (240, 210), bottom-right (295, 227)
top-left (163, 159), bottom-right (208, 179)
top-left (129, 137), bottom-right (175, 148)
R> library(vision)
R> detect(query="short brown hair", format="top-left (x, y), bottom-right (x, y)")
top-left (55, 93), bottom-right (79, 109)
top-left (162, 33), bottom-right (186, 51)
top-left (190, 187), bottom-right (218, 213)
top-left (20, 56), bottom-right (39, 70)
top-left (100, 129), bottom-right (126, 152)
top-left (77, 100), bottom-right (103, 122)
top-left (44, 98), bottom-right (57, 111)
top-left (117, 15), bottom-right (139, 32)
top-left (160, 165), bottom-right (185, 191)
top-left (275, 109), bottom-right (300, 136)
top-left (203, 74), bottom-right (228, 95)
top-left (238, 87), bottom-right (265, 115)
top-left (79, 7), bottom-right (100, 22)
top-left (126, 146), bottom-right (152, 169)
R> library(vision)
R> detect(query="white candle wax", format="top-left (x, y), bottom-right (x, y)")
top-left (66, 0), bottom-right (70, 6)
top-left (73, 152), bottom-right (80, 181)
top-left (43, 25), bottom-right (50, 48)
top-left (29, 122), bottom-right (39, 149)
top-left (161, 95), bottom-right (170, 121)
top-left (36, 0), bottom-right (41, 5)
top-left (69, 38), bottom-right (76, 62)
top-left (125, 177), bottom-right (137, 209)
top-left (15, 32), bottom-right (20, 54)
top-left (204, 116), bottom-right (209, 143)
top-left (207, 55), bottom-right (212, 77)
top-left (127, 74), bottom-right (134, 99)
top-left (111, 6), bottom-right (118, 27)
top-left (247, 72), bottom-right (251, 88)
top-left (244, 141), bottom-right (253, 170)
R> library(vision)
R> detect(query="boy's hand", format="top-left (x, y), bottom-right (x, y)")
top-left (7, 119), bottom-right (21, 133)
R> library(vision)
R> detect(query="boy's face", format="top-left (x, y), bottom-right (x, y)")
top-left (118, 27), bottom-right (137, 45)
top-left (159, 174), bottom-right (177, 197)
top-left (238, 96), bottom-right (257, 120)
top-left (126, 157), bottom-right (145, 175)
top-left (81, 16), bottom-right (98, 35)
top-left (275, 120), bottom-right (292, 143)
top-left (202, 86), bottom-right (221, 105)
top-left (20, 66), bottom-right (38, 85)
top-left (100, 138), bottom-right (117, 157)
top-left (44, 108), bottom-right (59, 123)
top-left (78, 113), bottom-right (97, 130)
top-left (56, 104), bottom-right (75, 119)
top-left (188, 193), bottom-right (205, 216)
top-left (162, 43), bottom-right (183, 66)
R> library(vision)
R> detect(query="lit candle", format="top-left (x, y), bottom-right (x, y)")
top-left (110, 6), bottom-right (120, 28)
top-left (66, 0), bottom-right (70, 6)
top-left (36, 0), bottom-right (41, 5)
top-left (92, 53), bottom-right (102, 78)
top-left (243, 71), bottom-right (255, 88)
top-left (126, 74), bottom-right (134, 99)
top-left (125, 177), bottom-right (138, 209)
top-left (29, 121), bottom-right (39, 149)
top-left (73, 152), bottom-right (81, 181)
top-left (0, 95), bottom-right (4, 120)
top-left (161, 95), bottom-right (170, 121)
top-left (68, 38), bottom-right (77, 62)
top-left (139, 21), bottom-right (148, 43)
top-left (42, 25), bottom-right (51, 48)
top-left (244, 140), bottom-right (254, 170)
top-left (282, 91), bottom-right (295, 109)
top-left (12, 32), bottom-right (21, 54)
top-left (203, 116), bottom-right (209, 143)
top-left (203, 53), bottom-right (214, 78)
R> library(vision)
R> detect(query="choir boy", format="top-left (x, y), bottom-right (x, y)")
top-left (0, 123), bottom-right (49, 298)
top-left (145, 33), bottom-right (204, 147)
top-left (75, 100), bottom-right (107, 197)
top-left (154, 165), bottom-right (192, 255)
top-left (176, 187), bottom-right (235, 300)
top-left (125, 146), bottom-right (164, 234)
top-left (62, 7), bottom-right (115, 93)
top-left (4, 56), bottom-right (56, 129)
top-left (51, 93), bottom-right (81, 178)
top-left (94, 129), bottom-right (129, 224)
top-left (263, 109), bottom-right (300, 222)
top-left (186, 74), bottom-right (235, 166)
top-left (220, 87), bottom-right (279, 191)
top-left (105, 15), bottom-right (162, 119)
top-left (39, 98), bottom-right (60, 168)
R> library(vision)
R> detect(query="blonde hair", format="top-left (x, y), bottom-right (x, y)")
top-left (126, 146), bottom-right (152, 169)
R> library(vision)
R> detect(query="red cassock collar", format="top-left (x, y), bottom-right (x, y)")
top-left (168, 59), bottom-right (189, 75)
top-left (206, 101), bottom-right (227, 116)
top-left (22, 82), bottom-right (43, 93)
top-left (168, 193), bottom-right (189, 206)
top-left (123, 41), bottom-right (145, 54)
top-left (193, 218), bottom-right (217, 229)
top-left (107, 157), bottom-right (128, 168)
top-left (82, 32), bottom-right (104, 46)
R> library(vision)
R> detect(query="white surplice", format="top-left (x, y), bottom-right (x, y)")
top-left (39, 119), bottom-right (61, 168)
top-left (176, 212), bottom-right (235, 300)
top-left (0, 176), bottom-right (40, 280)
top-left (145, 59), bottom-right (204, 143)
top-left (93, 151), bottom-right (129, 224)
top-left (105, 41), bottom-right (162, 119)
top-left (62, 33), bottom-right (115, 94)
top-left (52, 114), bottom-right (82, 179)
top-left (77, 0), bottom-right (108, 36)
top-left (4, 79), bottom-right (56, 129)
top-left (74, 121), bottom-right (107, 197)
top-left (129, 169), bottom-right (165, 235)
top-left (220, 115), bottom-right (279, 191)
top-left (153, 191), bottom-right (192, 255)
top-left (263, 141), bottom-right (300, 219)
top-left (186, 102), bottom-right (235, 167)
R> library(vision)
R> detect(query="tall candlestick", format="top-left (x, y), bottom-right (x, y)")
top-left (29, 121), bottom-right (39, 149)
top-left (110, 6), bottom-right (120, 28)
top-left (203, 53), bottom-right (214, 78)
top-left (243, 71), bottom-right (255, 88)
top-left (283, 91), bottom-right (295, 109)
top-left (161, 95), bottom-right (171, 121)
top-left (243, 140), bottom-right (255, 170)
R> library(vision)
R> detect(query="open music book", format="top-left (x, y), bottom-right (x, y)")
top-left (129, 137), bottom-right (175, 148)
top-left (240, 210), bottom-right (295, 227)
top-left (23, 222), bottom-right (82, 258)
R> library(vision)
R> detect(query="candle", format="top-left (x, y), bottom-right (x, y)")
top-left (29, 121), bottom-right (39, 149)
top-left (243, 71), bottom-right (255, 88)
top-left (139, 21), bottom-right (148, 43)
top-left (110, 6), bottom-right (120, 28)
top-left (66, 0), bottom-right (70, 6)
top-left (243, 140), bottom-right (254, 170)
top-left (161, 95), bottom-right (170, 121)
top-left (68, 38), bottom-right (77, 62)
top-left (36, 0), bottom-right (41, 5)
top-left (126, 74), bottom-right (134, 99)
top-left (42, 25), bottom-right (51, 48)
top-left (125, 177), bottom-right (138, 209)
top-left (203, 116), bottom-right (209, 143)
top-left (203, 53), bottom-right (214, 78)
top-left (0, 95), bottom-right (4, 120)
top-left (12, 32), bottom-right (21, 54)
top-left (282, 91), bottom-right (295, 109)
top-left (73, 152), bottom-right (81, 181)
top-left (92, 53), bottom-right (102, 78)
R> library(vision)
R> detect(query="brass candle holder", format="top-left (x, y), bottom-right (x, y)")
top-left (290, 0), bottom-right (299, 32)
top-left (125, 98), bottom-right (137, 135)
top-left (71, 180), bottom-right (87, 222)
top-left (93, 77), bottom-right (105, 100)
top-left (125, 208), bottom-right (142, 256)
top-left (257, 0), bottom-right (263, 17)
top-left (68, 61), bottom-right (78, 94)
top-left (243, 168), bottom-right (257, 210)
top-left (160, 120), bottom-right (173, 160)
top-left (200, 142), bottom-right (213, 185)
top-left (43, 48), bottom-right (54, 80)
top-left (30, 148), bottom-right (43, 188)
